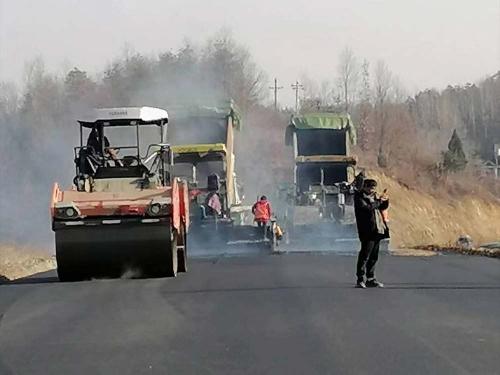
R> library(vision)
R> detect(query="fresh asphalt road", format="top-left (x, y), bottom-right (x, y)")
top-left (0, 253), bottom-right (499, 375)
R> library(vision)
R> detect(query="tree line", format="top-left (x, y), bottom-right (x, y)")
top-left (299, 47), bottom-right (500, 174)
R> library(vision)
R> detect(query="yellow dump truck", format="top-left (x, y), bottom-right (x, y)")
top-left (169, 104), bottom-right (279, 255)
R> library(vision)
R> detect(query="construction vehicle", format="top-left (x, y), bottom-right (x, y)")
top-left (168, 104), bottom-right (279, 255)
top-left (51, 107), bottom-right (190, 281)
top-left (283, 112), bottom-right (362, 252)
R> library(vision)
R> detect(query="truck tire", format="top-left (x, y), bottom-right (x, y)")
top-left (146, 228), bottom-right (178, 278)
top-left (57, 265), bottom-right (87, 282)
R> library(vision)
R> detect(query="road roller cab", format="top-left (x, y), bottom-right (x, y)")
top-left (51, 107), bottom-right (190, 281)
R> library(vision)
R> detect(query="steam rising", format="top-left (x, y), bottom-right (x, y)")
top-left (0, 33), bottom-right (285, 250)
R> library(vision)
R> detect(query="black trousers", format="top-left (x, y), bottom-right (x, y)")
top-left (356, 239), bottom-right (381, 280)
top-left (256, 221), bottom-right (268, 238)
top-left (256, 221), bottom-right (267, 228)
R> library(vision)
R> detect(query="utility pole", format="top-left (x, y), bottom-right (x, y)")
top-left (291, 80), bottom-right (304, 113)
top-left (495, 143), bottom-right (500, 179)
top-left (269, 78), bottom-right (283, 111)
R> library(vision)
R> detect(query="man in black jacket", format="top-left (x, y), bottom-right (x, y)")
top-left (354, 179), bottom-right (389, 288)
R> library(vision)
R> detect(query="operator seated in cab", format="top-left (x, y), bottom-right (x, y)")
top-left (86, 127), bottom-right (122, 165)
top-left (77, 128), bottom-right (123, 177)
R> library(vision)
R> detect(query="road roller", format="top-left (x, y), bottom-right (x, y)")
top-left (50, 107), bottom-right (190, 281)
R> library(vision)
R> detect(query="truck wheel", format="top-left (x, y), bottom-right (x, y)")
top-left (56, 243), bottom-right (88, 282)
top-left (57, 266), bottom-right (86, 282)
top-left (177, 225), bottom-right (188, 273)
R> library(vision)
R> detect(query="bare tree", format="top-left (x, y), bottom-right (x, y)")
top-left (357, 59), bottom-right (372, 151)
top-left (337, 47), bottom-right (359, 113)
top-left (0, 82), bottom-right (20, 116)
top-left (391, 76), bottom-right (408, 103)
top-left (374, 60), bottom-right (392, 106)
top-left (319, 80), bottom-right (334, 105)
top-left (359, 59), bottom-right (371, 104)
top-left (203, 29), bottom-right (267, 113)
top-left (298, 74), bottom-right (339, 110)
top-left (300, 73), bottom-right (319, 100)
top-left (373, 60), bottom-right (393, 167)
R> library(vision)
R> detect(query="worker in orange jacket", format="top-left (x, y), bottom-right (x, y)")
top-left (252, 195), bottom-right (272, 228)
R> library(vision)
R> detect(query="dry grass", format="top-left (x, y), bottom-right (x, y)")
top-left (366, 171), bottom-right (500, 249)
top-left (414, 245), bottom-right (500, 259)
top-left (390, 248), bottom-right (437, 257)
top-left (0, 244), bottom-right (55, 281)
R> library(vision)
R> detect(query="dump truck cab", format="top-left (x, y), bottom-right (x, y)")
top-left (286, 112), bottom-right (357, 222)
top-left (170, 143), bottom-right (240, 222)
top-left (283, 112), bottom-right (358, 251)
top-left (51, 107), bottom-right (190, 281)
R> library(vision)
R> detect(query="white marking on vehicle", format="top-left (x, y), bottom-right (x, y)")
top-left (141, 219), bottom-right (160, 224)
top-left (64, 221), bottom-right (85, 226)
top-left (102, 220), bottom-right (121, 224)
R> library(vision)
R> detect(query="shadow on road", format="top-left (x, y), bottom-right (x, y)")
top-left (160, 283), bottom-right (500, 295)
top-left (0, 272), bottom-right (59, 286)
top-left (9, 276), bottom-right (60, 285)
top-left (385, 283), bottom-right (500, 290)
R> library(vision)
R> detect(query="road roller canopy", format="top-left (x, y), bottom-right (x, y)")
top-left (73, 107), bottom-right (173, 190)
top-left (78, 107), bottom-right (169, 128)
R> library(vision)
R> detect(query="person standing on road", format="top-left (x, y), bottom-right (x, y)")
top-left (354, 179), bottom-right (389, 288)
top-left (252, 195), bottom-right (272, 228)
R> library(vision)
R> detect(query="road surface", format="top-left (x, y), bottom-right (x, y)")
top-left (0, 253), bottom-right (499, 374)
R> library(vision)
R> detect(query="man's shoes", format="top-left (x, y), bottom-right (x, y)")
top-left (366, 279), bottom-right (384, 288)
top-left (355, 280), bottom-right (367, 289)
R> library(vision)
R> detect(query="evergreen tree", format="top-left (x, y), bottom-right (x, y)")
top-left (442, 129), bottom-right (467, 172)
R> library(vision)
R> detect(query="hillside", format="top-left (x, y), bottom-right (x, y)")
top-left (369, 171), bottom-right (500, 249)
top-left (0, 244), bottom-right (55, 281)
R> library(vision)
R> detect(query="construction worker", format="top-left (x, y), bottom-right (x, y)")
top-left (86, 127), bottom-right (121, 165)
top-left (354, 179), bottom-right (389, 289)
top-left (252, 195), bottom-right (272, 228)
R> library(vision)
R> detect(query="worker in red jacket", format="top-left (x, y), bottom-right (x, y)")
top-left (252, 195), bottom-right (272, 228)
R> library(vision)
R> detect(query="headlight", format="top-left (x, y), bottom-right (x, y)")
top-left (54, 204), bottom-right (81, 220)
top-left (310, 193), bottom-right (317, 201)
top-left (147, 198), bottom-right (172, 216)
top-left (150, 204), bottom-right (161, 215)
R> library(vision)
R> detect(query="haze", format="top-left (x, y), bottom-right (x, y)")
top-left (0, 0), bottom-right (499, 105)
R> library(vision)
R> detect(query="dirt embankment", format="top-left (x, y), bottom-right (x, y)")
top-left (367, 171), bottom-right (500, 249)
top-left (0, 244), bottom-right (55, 281)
